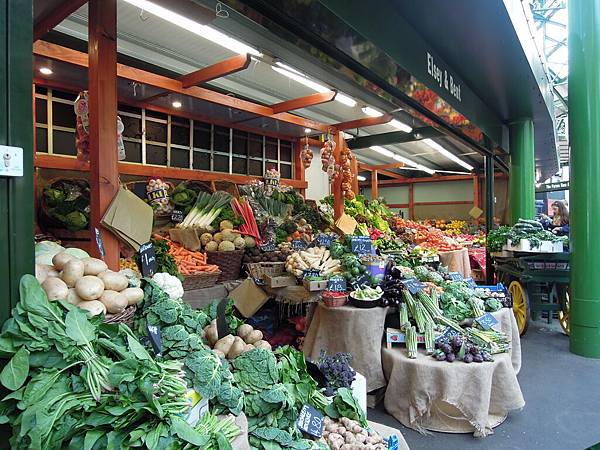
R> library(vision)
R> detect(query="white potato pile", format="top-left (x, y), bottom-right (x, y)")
top-left (204, 321), bottom-right (271, 360)
top-left (36, 251), bottom-right (144, 318)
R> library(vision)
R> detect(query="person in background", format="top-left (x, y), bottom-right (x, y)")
top-left (542, 200), bottom-right (569, 235)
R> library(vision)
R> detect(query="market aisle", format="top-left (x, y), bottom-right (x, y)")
top-left (368, 320), bottom-right (600, 450)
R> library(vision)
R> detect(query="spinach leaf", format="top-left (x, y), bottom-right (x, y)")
top-left (170, 415), bottom-right (210, 447)
top-left (0, 346), bottom-right (29, 390)
top-left (65, 308), bottom-right (96, 346)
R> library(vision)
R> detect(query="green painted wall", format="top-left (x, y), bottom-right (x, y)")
top-left (363, 186), bottom-right (409, 204)
top-left (414, 180), bottom-right (472, 202)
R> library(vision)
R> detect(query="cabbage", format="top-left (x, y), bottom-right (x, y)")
top-left (34, 241), bottom-right (65, 265)
top-left (64, 247), bottom-right (89, 259)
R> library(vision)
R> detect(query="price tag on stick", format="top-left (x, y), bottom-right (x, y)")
top-left (94, 227), bottom-right (106, 258)
top-left (296, 404), bottom-right (324, 438)
top-left (139, 242), bottom-right (157, 277)
top-left (146, 325), bottom-right (162, 357)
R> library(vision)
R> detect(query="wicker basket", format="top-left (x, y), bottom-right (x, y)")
top-left (207, 250), bottom-right (245, 281)
top-left (182, 271), bottom-right (222, 290)
top-left (104, 305), bottom-right (137, 328)
top-left (322, 294), bottom-right (348, 307)
top-left (246, 262), bottom-right (286, 279)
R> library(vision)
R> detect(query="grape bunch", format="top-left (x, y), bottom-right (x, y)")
top-left (317, 350), bottom-right (357, 396)
top-left (432, 335), bottom-right (493, 363)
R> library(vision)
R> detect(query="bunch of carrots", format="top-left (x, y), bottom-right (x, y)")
top-left (154, 234), bottom-right (220, 276)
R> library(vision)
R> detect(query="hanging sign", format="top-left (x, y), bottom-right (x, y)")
top-left (475, 313), bottom-right (499, 330)
top-left (94, 227), bottom-right (106, 258)
top-left (351, 236), bottom-right (372, 255)
top-left (139, 242), bottom-right (157, 277)
top-left (296, 404), bottom-right (324, 438)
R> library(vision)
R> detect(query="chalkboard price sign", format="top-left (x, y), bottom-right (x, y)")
top-left (351, 274), bottom-right (371, 290)
top-left (171, 209), bottom-right (184, 224)
top-left (435, 326), bottom-right (461, 343)
top-left (315, 233), bottom-right (333, 248)
top-left (475, 312), bottom-right (499, 330)
top-left (146, 324), bottom-right (162, 357)
top-left (448, 272), bottom-right (463, 281)
top-left (351, 236), bottom-right (372, 255)
top-left (296, 404), bottom-right (324, 438)
top-left (402, 278), bottom-right (426, 294)
top-left (139, 242), bottom-right (157, 277)
top-left (292, 239), bottom-right (308, 251)
top-left (94, 227), bottom-right (106, 258)
top-left (327, 276), bottom-right (347, 292)
top-left (259, 241), bottom-right (276, 252)
top-left (464, 277), bottom-right (477, 288)
top-left (303, 268), bottom-right (322, 279)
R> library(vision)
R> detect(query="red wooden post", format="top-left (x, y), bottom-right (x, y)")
top-left (371, 170), bottom-right (379, 200)
top-left (332, 131), bottom-right (344, 220)
top-left (351, 155), bottom-right (359, 195)
top-left (473, 174), bottom-right (480, 209)
top-left (88, 0), bottom-right (119, 269)
top-left (408, 183), bottom-right (414, 220)
top-left (294, 140), bottom-right (306, 197)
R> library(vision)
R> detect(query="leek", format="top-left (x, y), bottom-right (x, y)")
top-left (180, 191), bottom-right (232, 228)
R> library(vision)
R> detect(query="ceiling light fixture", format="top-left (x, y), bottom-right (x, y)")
top-left (357, 175), bottom-right (367, 181)
top-left (370, 145), bottom-right (395, 158)
top-left (39, 67), bottom-right (53, 75)
top-left (271, 66), bottom-right (357, 107)
top-left (389, 119), bottom-right (412, 133)
top-left (122, 0), bottom-right (262, 56)
top-left (304, 128), bottom-right (311, 133)
top-left (362, 106), bottom-right (384, 117)
top-left (172, 100), bottom-right (182, 108)
top-left (392, 154), bottom-right (436, 175)
top-left (422, 138), bottom-right (474, 171)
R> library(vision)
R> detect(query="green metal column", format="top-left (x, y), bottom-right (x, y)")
top-left (569, 0), bottom-right (600, 358)
top-left (0, 0), bottom-right (34, 323)
top-left (508, 120), bottom-right (535, 223)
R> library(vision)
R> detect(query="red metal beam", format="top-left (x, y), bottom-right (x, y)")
top-left (333, 114), bottom-right (393, 131)
top-left (181, 54), bottom-right (251, 88)
top-left (408, 184), bottom-right (414, 219)
top-left (473, 175), bottom-right (480, 209)
top-left (351, 155), bottom-right (359, 195)
top-left (34, 0), bottom-right (88, 41)
top-left (270, 91), bottom-right (336, 114)
top-left (88, 0), bottom-right (119, 268)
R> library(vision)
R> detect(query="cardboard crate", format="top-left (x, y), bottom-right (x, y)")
top-left (265, 274), bottom-right (297, 288)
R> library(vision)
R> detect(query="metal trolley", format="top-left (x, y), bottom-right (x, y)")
top-left (493, 252), bottom-right (570, 336)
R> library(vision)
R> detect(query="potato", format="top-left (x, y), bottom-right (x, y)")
top-left (78, 300), bottom-right (106, 316)
top-left (242, 344), bottom-right (255, 353)
top-left (75, 275), bottom-right (105, 301)
top-left (237, 324), bottom-right (253, 340)
top-left (244, 330), bottom-right (263, 345)
top-left (213, 349), bottom-right (226, 359)
top-left (41, 277), bottom-right (68, 301)
top-left (66, 288), bottom-right (83, 306)
top-left (61, 259), bottom-right (85, 287)
top-left (253, 340), bottom-right (272, 351)
top-left (35, 264), bottom-right (57, 284)
top-left (121, 287), bottom-right (144, 306)
top-left (214, 335), bottom-right (235, 355)
top-left (99, 290), bottom-right (128, 314)
top-left (227, 336), bottom-right (246, 359)
top-left (82, 257), bottom-right (108, 276)
top-left (98, 271), bottom-right (128, 291)
top-left (205, 320), bottom-right (218, 346)
top-left (52, 252), bottom-right (75, 270)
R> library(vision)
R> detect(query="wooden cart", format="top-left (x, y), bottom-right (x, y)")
top-left (493, 252), bottom-right (570, 336)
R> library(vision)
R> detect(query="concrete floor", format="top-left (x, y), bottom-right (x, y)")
top-left (368, 320), bottom-right (600, 450)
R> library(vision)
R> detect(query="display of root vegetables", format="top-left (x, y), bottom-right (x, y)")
top-left (36, 251), bottom-right (143, 318)
top-left (203, 321), bottom-right (271, 360)
top-left (285, 246), bottom-right (341, 277)
top-left (323, 417), bottom-right (386, 450)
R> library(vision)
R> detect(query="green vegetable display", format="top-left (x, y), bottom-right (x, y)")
top-left (41, 179), bottom-right (90, 231)
top-left (323, 388), bottom-right (368, 428)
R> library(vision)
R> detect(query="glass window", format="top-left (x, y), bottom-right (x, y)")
top-left (214, 126), bottom-right (230, 153)
top-left (52, 101), bottom-right (75, 128)
top-left (35, 86), bottom-right (47, 95)
top-left (146, 110), bottom-right (167, 120)
top-left (280, 163), bottom-right (292, 179)
top-left (54, 90), bottom-right (78, 102)
top-left (146, 144), bottom-right (167, 166)
top-left (124, 141), bottom-right (142, 163)
top-left (145, 120), bottom-right (167, 143)
top-left (193, 122), bottom-right (211, 150)
top-left (35, 98), bottom-right (47, 124)
top-left (36, 128), bottom-right (48, 153)
top-left (170, 148), bottom-right (189, 168)
top-left (265, 137), bottom-right (278, 160)
top-left (280, 141), bottom-right (293, 162)
top-left (121, 116), bottom-right (141, 139)
top-left (232, 130), bottom-right (248, 156)
top-left (52, 129), bottom-right (76, 156)
top-left (213, 154), bottom-right (229, 172)
top-left (232, 157), bottom-right (247, 174)
top-left (193, 151), bottom-right (211, 170)
top-left (248, 159), bottom-right (263, 176)
top-left (171, 123), bottom-right (190, 146)
top-left (248, 133), bottom-right (263, 157)
top-left (118, 104), bottom-right (140, 115)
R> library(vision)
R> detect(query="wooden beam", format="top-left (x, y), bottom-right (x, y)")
top-left (33, 41), bottom-right (332, 133)
top-left (371, 170), bottom-right (379, 199)
top-left (473, 175), bottom-right (480, 209)
top-left (332, 132), bottom-right (344, 220)
top-left (181, 54), bottom-right (251, 88)
top-left (351, 155), bottom-right (359, 195)
top-left (270, 91), bottom-right (336, 114)
top-left (333, 114), bottom-right (393, 131)
top-left (34, 154), bottom-right (309, 189)
top-left (34, 0), bottom-right (88, 41)
top-left (408, 183), bottom-right (414, 219)
top-left (359, 174), bottom-right (477, 186)
top-left (357, 163), bottom-right (405, 179)
top-left (414, 201), bottom-right (473, 206)
top-left (359, 162), bottom-right (405, 171)
top-left (88, 0), bottom-right (119, 268)
top-left (347, 126), bottom-right (443, 149)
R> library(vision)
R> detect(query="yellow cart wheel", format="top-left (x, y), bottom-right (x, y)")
top-left (509, 280), bottom-right (530, 335)
top-left (557, 286), bottom-right (570, 336)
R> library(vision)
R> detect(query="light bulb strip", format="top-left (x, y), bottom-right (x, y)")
top-left (422, 138), bottom-right (474, 171)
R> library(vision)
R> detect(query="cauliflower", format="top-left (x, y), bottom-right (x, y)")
top-left (152, 272), bottom-right (184, 300)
